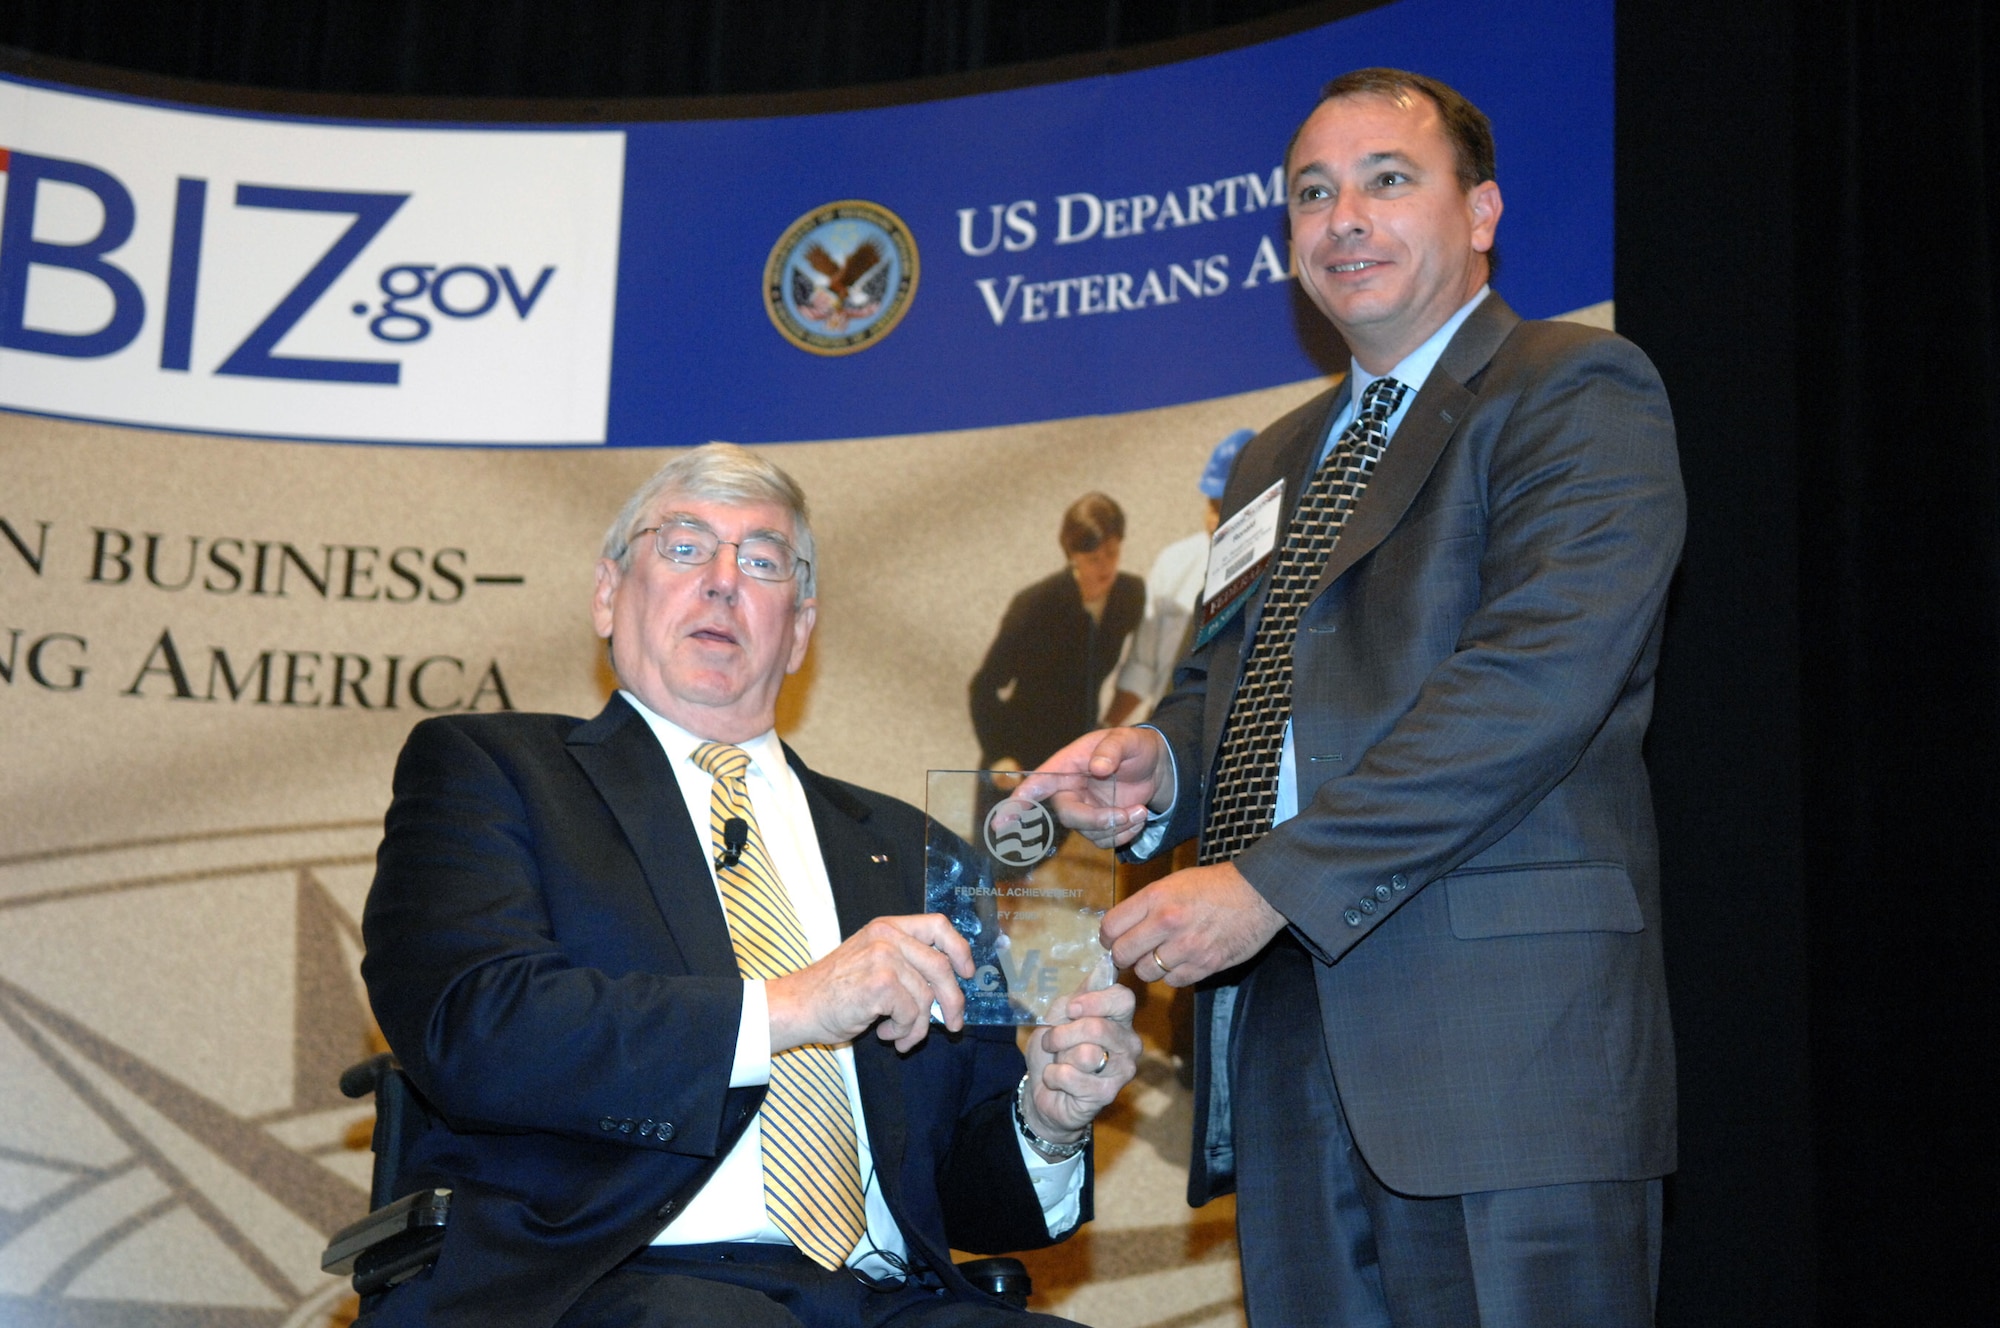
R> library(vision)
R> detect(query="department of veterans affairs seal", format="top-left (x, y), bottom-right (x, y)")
top-left (764, 201), bottom-right (919, 355)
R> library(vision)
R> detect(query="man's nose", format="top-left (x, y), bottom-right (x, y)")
top-left (1327, 189), bottom-right (1370, 238)
top-left (1304, 184), bottom-right (1368, 239)
top-left (699, 547), bottom-right (743, 597)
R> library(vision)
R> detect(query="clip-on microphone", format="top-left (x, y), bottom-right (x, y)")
top-left (717, 817), bottom-right (749, 869)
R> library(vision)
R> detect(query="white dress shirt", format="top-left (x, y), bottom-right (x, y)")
top-left (619, 693), bottom-right (1083, 1275)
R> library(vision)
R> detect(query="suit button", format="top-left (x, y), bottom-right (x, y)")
top-left (599, 1118), bottom-right (616, 1132)
top-left (640, 1119), bottom-right (655, 1137)
top-left (656, 1198), bottom-right (678, 1219)
top-left (658, 1121), bottom-right (676, 1141)
top-left (1374, 884), bottom-right (1392, 901)
top-left (1343, 908), bottom-right (1363, 927)
top-left (1358, 898), bottom-right (1377, 915)
top-left (1391, 874), bottom-right (1408, 891)
top-left (619, 1119), bottom-right (634, 1134)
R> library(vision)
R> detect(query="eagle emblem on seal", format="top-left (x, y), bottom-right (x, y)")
top-left (764, 201), bottom-right (920, 355)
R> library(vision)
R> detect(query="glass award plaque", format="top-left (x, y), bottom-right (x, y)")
top-left (925, 769), bottom-right (1117, 1025)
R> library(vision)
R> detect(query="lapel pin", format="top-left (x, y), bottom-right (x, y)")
top-left (870, 853), bottom-right (889, 863)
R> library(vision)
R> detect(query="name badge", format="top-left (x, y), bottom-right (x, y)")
top-left (1193, 479), bottom-right (1285, 650)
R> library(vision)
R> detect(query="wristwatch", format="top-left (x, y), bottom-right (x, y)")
top-left (1014, 1073), bottom-right (1089, 1162)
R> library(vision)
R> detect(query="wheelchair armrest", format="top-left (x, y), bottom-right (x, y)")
top-left (955, 1255), bottom-right (1031, 1309)
top-left (322, 1186), bottom-right (451, 1295)
top-left (340, 1052), bottom-right (396, 1101)
top-left (327, 1055), bottom-right (452, 1297)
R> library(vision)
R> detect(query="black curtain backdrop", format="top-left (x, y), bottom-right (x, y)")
top-left (4, 1), bottom-right (1993, 1322)
top-left (1625, 1), bottom-right (1995, 1322)
top-left (1787, 1), bottom-right (1997, 1319)
top-left (0, 0), bottom-right (1322, 98)
top-left (1617, 2), bottom-right (1813, 1320)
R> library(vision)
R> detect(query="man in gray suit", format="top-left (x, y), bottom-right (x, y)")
top-left (1031, 69), bottom-right (1683, 1325)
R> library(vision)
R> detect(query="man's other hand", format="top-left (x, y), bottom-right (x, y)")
top-left (1101, 862), bottom-right (1287, 986)
top-left (766, 914), bottom-right (975, 1054)
top-left (1021, 983), bottom-right (1142, 1144)
top-left (1018, 726), bottom-right (1173, 849)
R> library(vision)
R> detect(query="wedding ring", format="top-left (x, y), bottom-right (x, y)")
top-left (1152, 948), bottom-right (1173, 975)
top-left (1092, 1049), bottom-right (1111, 1075)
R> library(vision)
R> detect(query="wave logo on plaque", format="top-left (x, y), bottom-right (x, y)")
top-left (983, 795), bottom-right (1056, 866)
top-left (762, 201), bottom-right (919, 355)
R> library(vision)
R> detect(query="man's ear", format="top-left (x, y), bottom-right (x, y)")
top-left (1469, 179), bottom-right (1503, 254)
top-left (591, 559), bottom-right (621, 640)
top-left (787, 599), bottom-right (818, 674)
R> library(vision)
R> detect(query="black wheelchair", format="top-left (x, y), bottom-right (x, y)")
top-left (319, 1054), bottom-right (1034, 1311)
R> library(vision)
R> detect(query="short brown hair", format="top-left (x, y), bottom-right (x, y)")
top-left (1059, 492), bottom-right (1126, 556)
top-left (1314, 68), bottom-right (1495, 190)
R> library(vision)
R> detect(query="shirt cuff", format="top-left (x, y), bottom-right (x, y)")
top-left (1124, 725), bottom-right (1179, 860)
top-left (1015, 1131), bottom-right (1087, 1237)
top-left (730, 979), bottom-right (771, 1087)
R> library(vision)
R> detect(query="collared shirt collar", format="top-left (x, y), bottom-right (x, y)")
top-left (619, 689), bottom-right (787, 782)
top-left (1324, 284), bottom-right (1491, 459)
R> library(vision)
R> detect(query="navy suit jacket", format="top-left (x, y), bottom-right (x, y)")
top-left (1150, 294), bottom-right (1684, 1202)
top-left (359, 696), bottom-right (1079, 1327)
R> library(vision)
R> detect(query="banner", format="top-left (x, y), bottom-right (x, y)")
top-left (2, 0), bottom-right (1610, 445)
top-left (1, 2), bottom-right (1615, 1324)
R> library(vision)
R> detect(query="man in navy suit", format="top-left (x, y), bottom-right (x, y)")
top-left (360, 444), bottom-right (1140, 1328)
top-left (1035, 69), bottom-right (1683, 1325)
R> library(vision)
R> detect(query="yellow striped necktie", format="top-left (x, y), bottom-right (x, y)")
top-left (690, 741), bottom-right (868, 1270)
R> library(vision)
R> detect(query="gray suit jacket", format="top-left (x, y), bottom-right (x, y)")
top-left (1148, 294), bottom-right (1684, 1202)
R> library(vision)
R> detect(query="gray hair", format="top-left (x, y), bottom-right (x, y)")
top-left (601, 443), bottom-right (817, 601)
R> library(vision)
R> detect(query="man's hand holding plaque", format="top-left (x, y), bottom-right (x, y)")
top-left (1018, 726), bottom-right (1176, 849)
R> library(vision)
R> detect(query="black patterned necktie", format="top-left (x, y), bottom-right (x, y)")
top-left (1199, 376), bottom-right (1409, 866)
top-left (689, 742), bottom-right (868, 1270)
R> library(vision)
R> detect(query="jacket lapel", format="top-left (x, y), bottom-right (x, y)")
top-left (1237, 380), bottom-right (1348, 647)
top-left (1312, 293), bottom-right (1521, 597)
top-left (565, 695), bottom-right (738, 978)
top-left (791, 754), bottom-right (907, 939)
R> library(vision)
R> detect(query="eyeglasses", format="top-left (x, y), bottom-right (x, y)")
top-left (633, 520), bottom-right (809, 583)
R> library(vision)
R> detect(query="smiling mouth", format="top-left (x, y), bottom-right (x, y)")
top-left (1330, 260), bottom-right (1381, 273)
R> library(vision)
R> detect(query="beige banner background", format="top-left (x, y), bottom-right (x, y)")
top-left (1, 380), bottom-right (1331, 1328)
